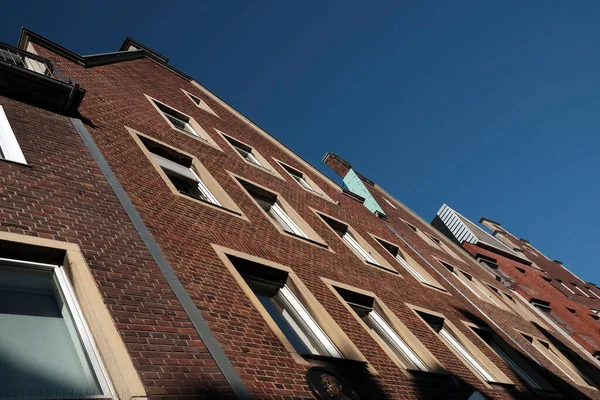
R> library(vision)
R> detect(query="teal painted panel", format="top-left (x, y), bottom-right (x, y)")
top-left (343, 169), bottom-right (385, 215)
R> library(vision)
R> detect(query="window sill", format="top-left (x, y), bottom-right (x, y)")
top-left (366, 261), bottom-right (400, 275)
top-left (299, 353), bottom-right (369, 369)
top-left (284, 231), bottom-right (330, 250)
top-left (177, 190), bottom-right (243, 217)
top-left (0, 158), bottom-right (30, 167)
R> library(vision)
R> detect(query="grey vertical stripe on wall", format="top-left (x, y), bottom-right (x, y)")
top-left (69, 118), bottom-right (252, 400)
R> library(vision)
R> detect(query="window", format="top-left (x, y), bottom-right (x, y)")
top-left (277, 160), bottom-right (334, 202)
top-left (522, 333), bottom-right (598, 388)
top-left (237, 178), bottom-right (326, 247)
top-left (589, 288), bottom-right (600, 299)
top-left (440, 261), bottom-right (502, 307)
top-left (182, 89), bottom-right (219, 117)
top-left (0, 258), bottom-right (112, 397)
top-left (415, 310), bottom-right (502, 383)
top-left (401, 219), bottom-right (462, 261)
top-left (0, 106), bottom-right (27, 164)
top-left (373, 236), bottom-right (444, 289)
top-left (217, 131), bottom-right (278, 174)
top-left (155, 101), bottom-right (198, 136)
top-left (241, 180), bottom-right (306, 237)
top-left (317, 213), bottom-right (391, 270)
top-left (557, 280), bottom-right (575, 295)
top-left (573, 284), bottom-right (590, 298)
top-left (140, 136), bottom-right (219, 205)
top-left (333, 286), bottom-right (432, 372)
top-left (470, 326), bottom-right (553, 391)
top-left (219, 251), bottom-right (354, 360)
top-left (131, 129), bottom-right (243, 216)
top-left (382, 197), bottom-right (397, 209)
top-left (146, 95), bottom-right (219, 148)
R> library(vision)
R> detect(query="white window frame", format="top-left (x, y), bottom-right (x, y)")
top-left (269, 202), bottom-right (307, 238)
top-left (366, 310), bottom-right (429, 371)
top-left (342, 231), bottom-right (379, 265)
top-left (382, 197), bottom-right (397, 209)
top-left (151, 152), bottom-right (221, 206)
top-left (487, 340), bottom-right (542, 389)
top-left (395, 253), bottom-right (429, 284)
top-left (560, 282), bottom-right (576, 295)
top-left (235, 145), bottom-right (262, 166)
top-left (277, 285), bottom-right (342, 358)
top-left (0, 257), bottom-right (115, 398)
top-left (439, 327), bottom-right (496, 382)
top-left (573, 284), bottom-right (590, 298)
top-left (589, 289), bottom-right (600, 299)
top-left (164, 111), bottom-right (199, 137)
top-left (0, 106), bottom-right (27, 164)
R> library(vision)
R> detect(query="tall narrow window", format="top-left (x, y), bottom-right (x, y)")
top-left (277, 161), bottom-right (334, 202)
top-left (573, 284), bottom-right (590, 298)
top-left (0, 258), bottom-right (112, 397)
top-left (416, 311), bottom-right (498, 383)
top-left (182, 89), bottom-right (219, 117)
top-left (231, 256), bottom-right (342, 358)
top-left (373, 237), bottom-right (443, 288)
top-left (522, 333), bottom-right (597, 388)
top-left (139, 135), bottom-right (220, 205)
top-left (318, 214), bottom-right (381, 266)
top-left (335, 287), bottom-right (430, 371)
top-left (239, 180), bottom-right (307, 238)
top-left (557, 281), bottom-right (575, 295)
top-left (154, 101), bottom-right (199, 137)
top-left (470, 327), bottom-right (553, 391)
top-left (0, 106), bottom-right (27, 164)
top-left (222, 134), bottom-right (262, 166)
top-left (440, 261), bottom-right (501, 307)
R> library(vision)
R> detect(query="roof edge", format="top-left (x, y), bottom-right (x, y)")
top-left (119, 37), bottom-right (169, 63)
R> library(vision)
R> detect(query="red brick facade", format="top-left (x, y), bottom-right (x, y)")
top-left (1, 30), bottom-right (599, 399)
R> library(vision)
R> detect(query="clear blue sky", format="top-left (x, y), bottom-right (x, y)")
top-left (2, 1), bottom-right (599, 284)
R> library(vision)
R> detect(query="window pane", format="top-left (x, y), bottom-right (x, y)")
top-left (255, 291), bottom-right (313, 354)
top-left (395, 254), bottom-right (428, 284)
top-left (364, 311), bottom-right (429, 371)
top-left (439, 328), bottom-right (495, 382)
top-left (0, 264), bottom-right (101, 396)
top-left (269, 203), bottom-right (307, 238)
top-left (342, 232), bottom-right (378, 265)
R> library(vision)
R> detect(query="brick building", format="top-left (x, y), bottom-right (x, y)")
top-left (0, 28), bottom-right (600, 399)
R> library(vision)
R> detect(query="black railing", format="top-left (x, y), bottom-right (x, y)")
top-left (0, 41), bottom-right (62, 82)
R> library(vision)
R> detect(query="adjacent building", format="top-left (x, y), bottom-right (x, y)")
top-left (0, 28), bottom-right (599, 399)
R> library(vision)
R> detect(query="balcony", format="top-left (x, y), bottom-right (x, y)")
top-left (0, 42), bottom-right (85, 114)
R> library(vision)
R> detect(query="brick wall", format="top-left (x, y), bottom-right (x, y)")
top-left (8, 36), bottom-right (598, 399)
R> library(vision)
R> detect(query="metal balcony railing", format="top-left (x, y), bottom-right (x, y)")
top-left (0, 41), bottom-right (63, 82)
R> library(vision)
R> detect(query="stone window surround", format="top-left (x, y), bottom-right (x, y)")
top-left (144, 94), bottom-right (222, 150)
top-left (323, 278), bottom-right (446, 378)
top-left (127, 127), bottom-right (247, 220)
top-left (180, 88), bottom-right (219, 118)
top-left (212, 244), bottom-right (373, 370)
top-left (408, 303), bottom-right (514, 389)
top-left (369, 233), bottom-right (449, 291)
top-left (216, 130), bottom-right (284, 180)
top-left (230, 173), bottom-right (329, 250)
top-left (312, 209), bottom-right (394, 273)
top-left (274, 158), bottom-right (336, 204)
top-left (0, 231), bottom-right (146, 400)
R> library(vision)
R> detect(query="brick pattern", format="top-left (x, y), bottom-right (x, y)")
top-left (5, 39), bottom-right (596, 399)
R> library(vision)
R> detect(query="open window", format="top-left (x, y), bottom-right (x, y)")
top-left (236, 177), bottom-right (326, 247)
top-left (0, 105), bottom-right (27, 164)
top-left (328, 283), bottom-right (442, 373)
top-left (412, 308), bottom-right (512, 385)
top-left (372, 235), bottom-right (445, 289)
top-left (401, 220), bottom-right (462, 261)
top-left (467, 324), bottom-right (555, 392)
top-left (145, 95), bottom-right (220, 148)
top-left (130, 129), bottom-right (243, 216)
top-left (316, 212), bottom-right (392, 271)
